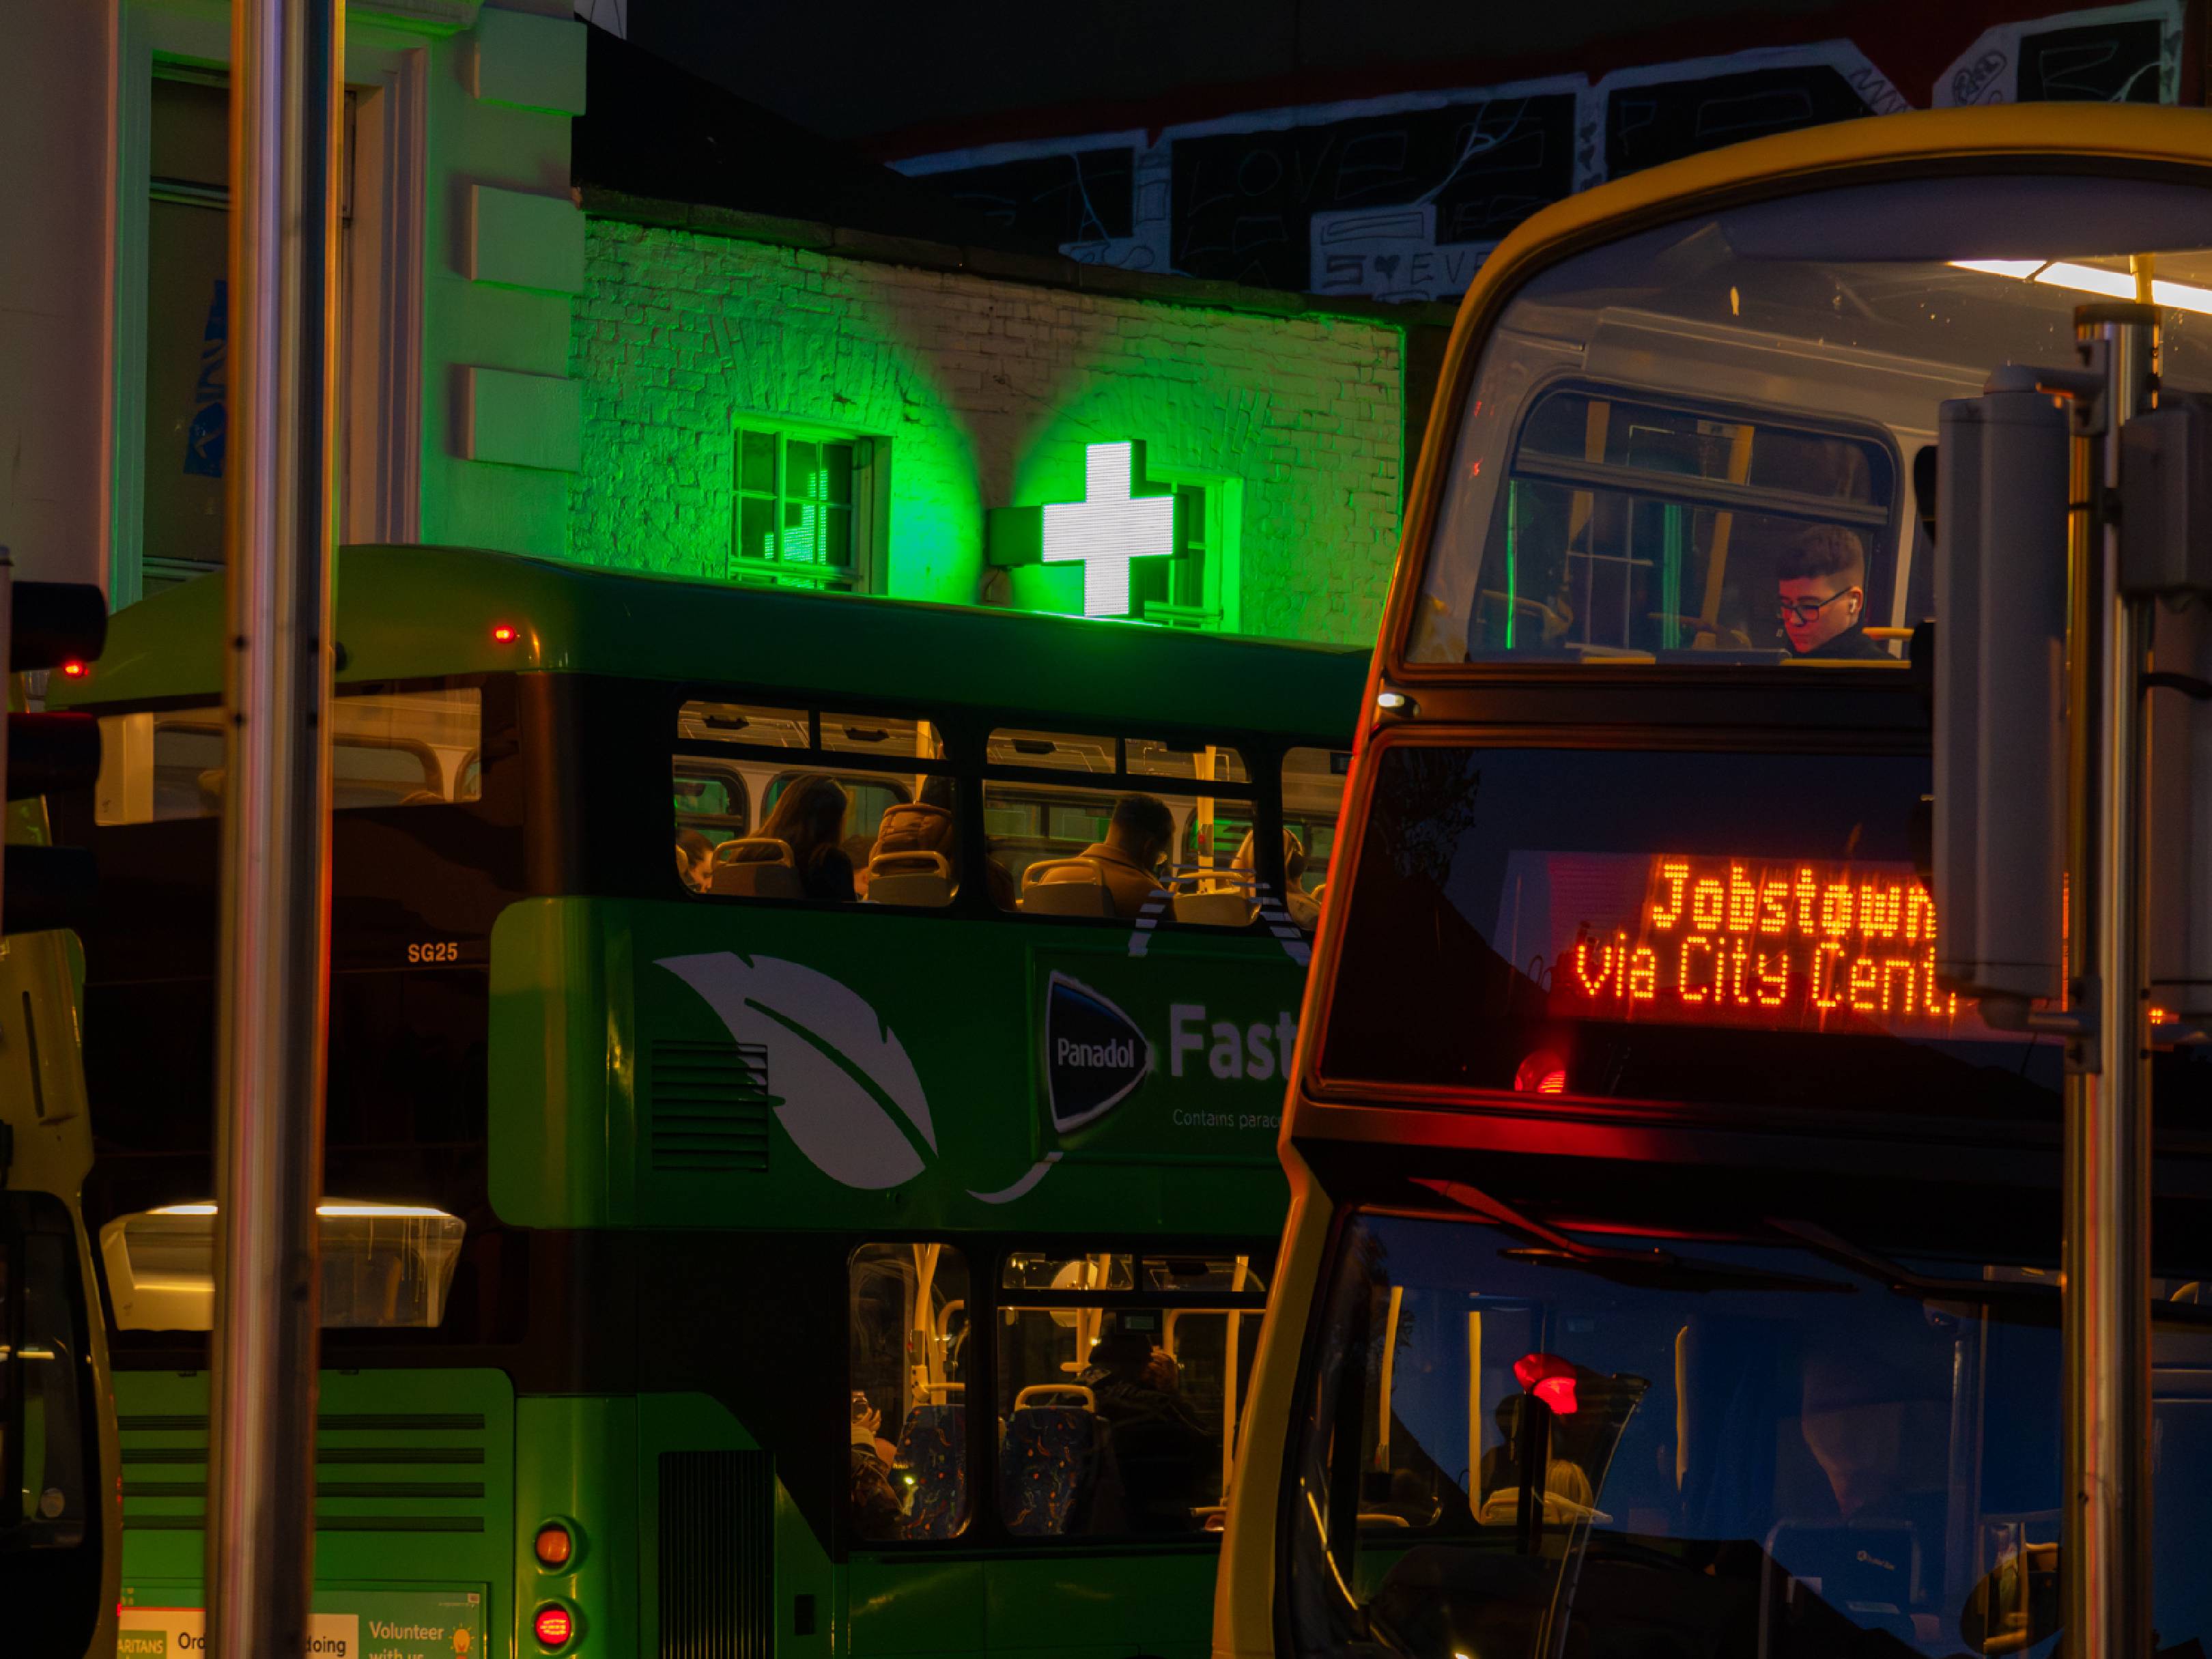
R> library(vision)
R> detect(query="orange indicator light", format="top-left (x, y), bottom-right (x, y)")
top-left (534, 1522), bottom-right (573, 1568)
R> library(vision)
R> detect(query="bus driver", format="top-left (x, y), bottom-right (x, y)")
top-left (1776, 524), bottom-right (1888, 660)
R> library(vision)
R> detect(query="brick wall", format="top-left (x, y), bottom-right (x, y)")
top-left (569, 217), bottom-right (1403, 645)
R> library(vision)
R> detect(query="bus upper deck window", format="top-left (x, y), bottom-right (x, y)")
top-left (1408, 173), bottom-right (2212, 669)
top-left (983, 727), bottom-right (1258, 927)
top-left (94, 686), bottom-right (483, 824)
top-left (676, 698), bottom-right (951, 907)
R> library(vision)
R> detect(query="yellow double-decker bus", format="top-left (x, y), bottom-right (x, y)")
top-left (1, 922), bottom-right (117, 1653)
top-left (1217, 106), bottom-right (2212, 1659)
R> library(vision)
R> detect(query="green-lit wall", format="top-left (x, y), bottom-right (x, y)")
top-left (569, 215), bottom-right (1405, 644)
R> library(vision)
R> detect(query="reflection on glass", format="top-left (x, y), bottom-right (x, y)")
top-left (1290, 1209), bottom-right (2212, 1659)
top-left (1412, 175), bottom-right (2212, 666)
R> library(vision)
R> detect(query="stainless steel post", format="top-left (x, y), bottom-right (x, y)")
top-left (206, 2), bottom-right (342, 1654)
top-left (2062, 302), bottom-right (2157, 1659)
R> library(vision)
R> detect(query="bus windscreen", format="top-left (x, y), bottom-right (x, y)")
top-left (1320, 745), bottom-right (2058, 1119)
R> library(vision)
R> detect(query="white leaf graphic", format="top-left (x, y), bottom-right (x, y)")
top-left (657, 952), bottom-right (937, 1189)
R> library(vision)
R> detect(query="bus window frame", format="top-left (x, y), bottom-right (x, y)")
top-left (1372, 151), bottom-right (2212, 687)
top-left (978, 724), bottom-right (1270, 933)
top-left (840, 1232), bottom-right (1276, 1561)
top-left (63, 671), bottom-right (511, 838)
top-left (1481, 373), bottom-right (1909, 657)
top-left (666, 681), bottom-right (1318, 929)
top-left (669, 686), bottom-right (960, 911)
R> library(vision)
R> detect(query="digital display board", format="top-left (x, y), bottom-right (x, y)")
top-left (1497, 852), bottom-right (1983, 1037)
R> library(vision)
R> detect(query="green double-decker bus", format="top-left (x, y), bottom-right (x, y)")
top-left (53, 544), bottom-right (1364, 1658)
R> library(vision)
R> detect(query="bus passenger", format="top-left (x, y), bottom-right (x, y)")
top-left (675, 827), bottom-right (715, 893)
top-left (850, 1392), bottom-right (905, 1538)
top-left (1034, 793), bottom-right (1174, 919)
top-left (1776, 524), bottom-right (1888, 660)
top-left (870, 775), bottom-right (1015, 907)
top-left (1081, 1329), bottom-right (1210, 1532)
top-left (754, 775), bottom-right (857, 902)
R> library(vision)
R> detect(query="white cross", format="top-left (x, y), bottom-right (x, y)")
top-left (1041, 442), bottom-right (1176, 617)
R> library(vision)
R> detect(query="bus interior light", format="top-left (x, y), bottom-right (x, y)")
top-left (1376, 691), bottom-right (1409, 711)
top-left (533, 1604), bottom-right (573, 1649)
top-left (534, 1522), bottom-right (574, 1568)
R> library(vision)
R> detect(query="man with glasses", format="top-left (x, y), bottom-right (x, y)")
top-left (1776, 523), bottom-right (1889, 660)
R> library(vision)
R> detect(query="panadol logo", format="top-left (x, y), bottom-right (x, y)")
top-left (1045, 971), bottom-right (1152, 1133)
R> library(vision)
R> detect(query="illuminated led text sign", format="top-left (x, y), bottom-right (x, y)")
top-left (1509, 853), bottom-right (1978, 1036)
top-left (984, 440), bottom-right (1176, 618)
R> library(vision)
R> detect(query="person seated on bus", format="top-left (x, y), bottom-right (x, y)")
top-left (1233, 827), bottom-right (1322, 932)
top-left (869, 774), bottom-right (1015, 908)
top-left (1776, 523), bottom-right (1888, 660)
top-left (675, 827), bottom-right (716, 893)
top-left (1080, 1329), bottom-right (1210, 1532)
top-left (746, 774), bottom-right (856, 902)
top-left (1033, 793), bottom-right (1175, 919)
top-left (849, 1391), bottom-right (905, 1539)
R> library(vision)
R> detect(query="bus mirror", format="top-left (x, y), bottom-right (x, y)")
top-left (1932, 390), bottom-right (2069, 1002)
top-left (2149, 598), bottom-right (2212, 1019)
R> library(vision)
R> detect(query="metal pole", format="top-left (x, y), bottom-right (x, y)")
top-left (206, 2), bottom-right (341, 1654)
top-left (2062, 302), bottom-right (2157, 1659)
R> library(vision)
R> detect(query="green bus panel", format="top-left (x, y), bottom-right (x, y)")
top-left (115, 1368), bottom-right (515, 1643)
top-left (490, 896), bottom-right (1300, 1236)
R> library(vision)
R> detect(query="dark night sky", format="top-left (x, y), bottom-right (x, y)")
top-left (615, 0), bottom-right (2026, 151)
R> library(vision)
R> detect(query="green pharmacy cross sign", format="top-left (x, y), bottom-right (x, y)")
top-left (988, 440), bottom-right (1176, 618)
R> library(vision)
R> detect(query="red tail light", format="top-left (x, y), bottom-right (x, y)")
top-left (491, 623), bottom-right (520, 645)
top-left (1514, 1351), bottom-right (1580, 1415)
top-left (57, 660), bottom-right (88, 679)
top-left (533, 1604), bottom-right (573, 1648)
top-left (534, 1522), bottom-right (573, 1568)
top-left (1513, 1050), bottom-right (1568, 1094)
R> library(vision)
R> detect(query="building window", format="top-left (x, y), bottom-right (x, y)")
top-left (137, 70), bottom-right (358, 599)
top-left (732, 425), bottom-right (879, 593)
top-left (141, 71), bottom-right (231, 592)
top-left (1132, 478), bottom-right (1239, 632)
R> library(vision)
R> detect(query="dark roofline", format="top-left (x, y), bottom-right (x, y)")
top-left (576, 184), bottom-right (1462, 332)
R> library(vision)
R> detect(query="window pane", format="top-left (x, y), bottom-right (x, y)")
top-left (996, 1245), bottom-right (1268, 1537)
top-left (821, 713), bottom-right (941, 762)
top-left (150, 76), bottom-right (229, 189)
top-left (987, 780), bottom-right (1247, 926)
top-left (95, 689), bottom-right (481, 824)
top-left (691, 763), bottom-right (879, 904)
top-left (987, 727), bottom-right (1116, 774)
top-left (679, 700), bottom-right (810, 748)
top-left (819, 503), bottom-right (853, 571)
top-left (824, 441), bottom-right (855, 505)
top-left (738, 429), bottom-right (776, 496)
top-left (142, 197), bottom-right (229, 573)
top-left (850, 1243), bottom-right (970, 1542)
top-left (739, 495), bottom-right (777, 563)
top-left (1126, 740), bottom-right (1247, 786)
top-left (1278, 746), bottom-right (1350, 931)
top-left (785, 438), bottom-right (822, 500)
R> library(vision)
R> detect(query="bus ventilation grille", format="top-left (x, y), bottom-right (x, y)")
top-left (650, 1040), bottom-right (773, 1173)
top-left (659, 1449), bottom-right (773, 1659)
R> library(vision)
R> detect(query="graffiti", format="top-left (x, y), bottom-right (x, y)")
top-left (895, 1), bottom-right (2182, 304)
top-left (1936, 0), bottom-right (2180, 106)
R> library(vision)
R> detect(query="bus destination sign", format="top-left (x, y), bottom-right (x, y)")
top-left (1500, 852), bottom-right (1982, 1036)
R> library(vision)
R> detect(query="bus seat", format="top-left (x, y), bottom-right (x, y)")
top-left (1014, 1383), bottom-right (1095, 1410)
top-left (866, 849), bottom-right (953, 908)
top-left (892, 1403), bottom-right (967, 1540)
top-left (1172, 890), bottom-right (1254, 928)
top-left (709, 837), bottom-right (799, 898)
top-left (1021, 860), bottom-right (1114, 916)
top-left (1001, 1402), bottom-right (1107, 1537)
